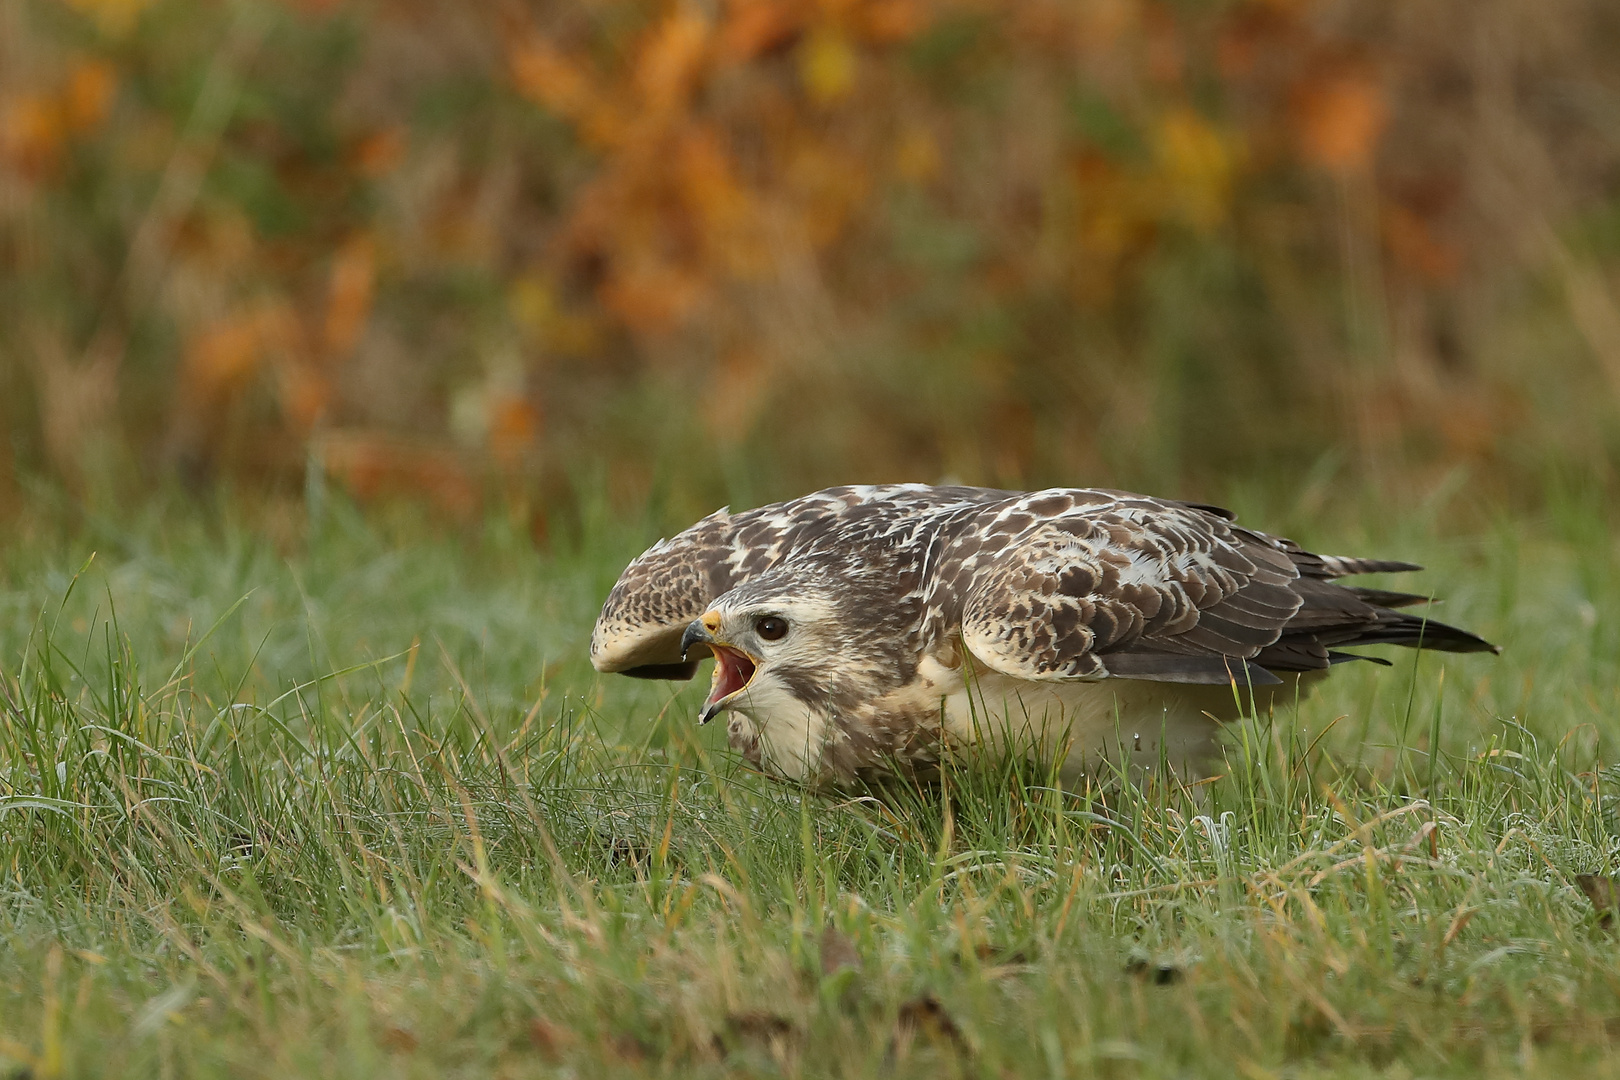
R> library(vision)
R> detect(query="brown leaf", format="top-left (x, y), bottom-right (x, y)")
top-left (487, 394), bottom-right (540, 469)
top-left (1576, 873), bottom-right (1619, 930)
top-left (1291, 66), bottom-right (1388, 176)
top-left (715, 1011), bottom-right (802, 1056)
top-left (2, 94), bottom-right (66, 178)
top-left (380, 1025), bottom-right (418, 1053)
top-left (509, 39), bottom-right (598, 119)
top-left (893, 994), bottom-right (970, 1058)
top-left (635, 9), bottom-right (711, 113)
top-left (718, 1), bottom-right (802, 62)
top-left (351, 126), bottom-right (406, 178)
top-left (62, 60), bottom-right (117, 133)
top-left (609, 1031), bottom-right (653, 1063)
top-left (528, 1017), bottom-right (569, 1059)
top-left (972, 941), bottom-right (1034, 965)
top-left (324, 234), bottom-right (376, 358)
top-left (316, 430), bottom-right (480, 520)
top-left (1383, 204), bottom-right (1462, 283)
top-left (819, 925), bottom-right (860, 976)
top-left (858, 0), bottom-right (927, 44)
top-left (183, 316), bottom-right (263, 394)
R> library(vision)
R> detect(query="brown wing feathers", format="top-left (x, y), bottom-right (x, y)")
top-left (955, 496), bottom-right (1495, 685)
top-left (592, 486), bottom-right (1497, 688)
top-left (590, 509), bottom-right (738, 675)
top-left (591, 485), bottom-right (998, 677)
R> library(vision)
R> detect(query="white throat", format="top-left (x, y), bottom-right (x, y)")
top-left (723, 673), bottom-right (832, 782)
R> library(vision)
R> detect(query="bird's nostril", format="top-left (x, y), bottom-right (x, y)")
top-left (703, 613), bottom-right (721, 633)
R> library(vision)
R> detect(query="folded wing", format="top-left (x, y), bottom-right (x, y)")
top-left (956, 495), bottom-right (1495, 686)
top-left (590, 484), bottom-right (1001, 677)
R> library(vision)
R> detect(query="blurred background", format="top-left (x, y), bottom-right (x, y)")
top-left (3, 0), bottom-right (1619, 527)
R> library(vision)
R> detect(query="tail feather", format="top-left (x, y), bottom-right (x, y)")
top-left (1255, 561), bottom-right (1499, 673)
top-left (1344, 586), bottom-right (1433, 609)
top-left (1325, 611), bottom-right (1499, 655)
top-left (1326, 651), bottom-right (1393, 667)
top-left (1315, 555), bottom-right (1425, 579)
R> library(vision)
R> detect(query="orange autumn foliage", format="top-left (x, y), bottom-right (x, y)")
top-left (0, 0), bottom-right (1617, 511)
top-left (1292, 65), bottom-right (1387, 176)
top-left (324, 235), bottom-right (376, 359)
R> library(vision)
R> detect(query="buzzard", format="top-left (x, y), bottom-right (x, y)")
top-left (590, 485), bottom-right (1496, 787)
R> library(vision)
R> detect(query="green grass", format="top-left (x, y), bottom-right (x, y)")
top-left (3, 489), bottom-right (1620, 1078)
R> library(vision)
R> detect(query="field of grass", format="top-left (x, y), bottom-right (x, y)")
top-left (3, 485), bottom-right (1620, 1078)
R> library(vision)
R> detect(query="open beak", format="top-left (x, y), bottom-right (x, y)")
top-left (681, 618), bottom-right (758, 725)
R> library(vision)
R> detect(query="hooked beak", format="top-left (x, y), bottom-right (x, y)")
top-left (681, 617), bottom-right (758, 725)
top-left (679, 619), bottom-right (712, 662)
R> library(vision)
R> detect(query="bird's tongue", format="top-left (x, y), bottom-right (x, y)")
top-left (705, 645), bottom-right (757, 709)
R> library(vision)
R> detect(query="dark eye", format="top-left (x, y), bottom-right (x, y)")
top-left (755, 616), bottom-right (789, 641)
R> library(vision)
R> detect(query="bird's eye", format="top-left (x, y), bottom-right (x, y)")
top-left (755, 616), bottom-right (789, 641)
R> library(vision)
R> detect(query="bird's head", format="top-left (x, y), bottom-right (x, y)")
top-left (679, 579), bottom-right (843, 726)
top-left (678, 566), bottom-right (913, 731)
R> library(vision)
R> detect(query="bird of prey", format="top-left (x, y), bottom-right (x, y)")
top-left (590, 485), bottom-right (1496, 787)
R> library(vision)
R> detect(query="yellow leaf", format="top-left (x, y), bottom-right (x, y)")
top-left (509, 275), bottom-right (556, 337)
top-left (60, 0), bottom-right (154, 37)
top-left (509, 39), bottom-right (594, 119)
top-left (63, 60), bottom-right (117, 132)
top-left (184, 318), bottom-right (262, 392)
top-left (603, 258), bottom-right (704, 333)
top-left (1154, 107), bottom-right (1235, 232)
top-left (894, 127), bottom-right (940, 184)
top-left (0, 95), bottom-right (64, 177)
top-left (799, 27), bottom-right (856, 104)
top-left (635, 9), bottom-right (710, 113)
top-left (508, 274), bottom-right (599, 354)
